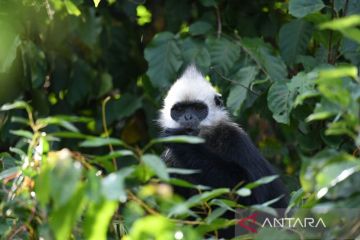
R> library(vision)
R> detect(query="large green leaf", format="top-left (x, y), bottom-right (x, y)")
top-left (144, 32), bottom-right (183, 87)
top-left (319, 15), bottom-right (360, 44)
top-left (50, 155), bottom-right (83, 208)
top-left (241, 38), bottom-right (287, 82)
top-left (84, 199), bottom-right (118, 240)
top-left (206, 36), bottom-right (240, 74)
top-left (268, 71), bottom-right (316, 124)
top-left (106, 93), bottom-right (142, 123)
top-left (101, 167), bottom-right (134, 201)
top-left (189, 21), bottom-right (213, 36)
top-left (49, 186), bottom-right (86, 240)
top-left (289, 0), bottom-right (325, 18)
top-left (142, 154), bottom-right (169, 180)
top-left (226, 66), bottom-right (258, 115)
top-left (181, 38), bottom-right (211, 72)
top-left (279, 19), bottom-right (313, 65)
top-left (0, 20), bottom-right (20, 73)
top-left (21, 41), bottom-right (47, 88)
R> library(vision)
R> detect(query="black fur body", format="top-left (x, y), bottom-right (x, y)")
top-left (162, 121), bottom-right (288, 208)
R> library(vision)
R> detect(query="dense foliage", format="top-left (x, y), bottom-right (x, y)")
top-left (0, 0), bottom-right (360, 239)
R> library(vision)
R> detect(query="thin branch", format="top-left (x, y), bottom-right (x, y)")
top-left (233, 33), bottom-right (272, 82)
top-left (211, 67), bottom-right (260, 96)
top-left (101, 96), bottom-right (117, 170)
top-left (215, 6), bottom-right (222, 38)
top-left (328, 0), bottom-right (335, 64)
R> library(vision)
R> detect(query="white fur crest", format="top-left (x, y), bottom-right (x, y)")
top-left (159, 65), bottom-right (228, 128)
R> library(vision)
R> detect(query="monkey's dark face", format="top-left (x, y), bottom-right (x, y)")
top-left (170, 101), bottom-right (208, 130)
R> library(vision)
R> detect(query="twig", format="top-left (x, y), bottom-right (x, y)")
top-left (233, 33), bottom-right (272, 82)
top-left (327, 0), bottom-right (335, 64)
top-left (101, 96), bottom-right (117, 170)
top-left (211, 67), bottom-right (260, 96)
top-left (215, 6), bottom-right (222, 38)
top-left (127, 191), bottom-right (159, 215)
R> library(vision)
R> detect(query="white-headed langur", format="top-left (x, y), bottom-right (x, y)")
top-left (158, 66), bottom-right (289, 237)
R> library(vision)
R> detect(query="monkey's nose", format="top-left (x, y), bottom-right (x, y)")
top-left (184, 113), bottom-right (193, 121)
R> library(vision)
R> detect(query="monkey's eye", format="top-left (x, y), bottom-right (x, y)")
top-left (214, 94), bottom-right (223, 107)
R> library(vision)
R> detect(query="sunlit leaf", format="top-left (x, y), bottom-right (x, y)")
top-left (93, 0), bottom-right (101, 7)
top-left (150, 135), bottom-right (204, 145)
top-left (64, 0), bottom-right (81, 16)
top-left (84, 199), bottom-right (118, 240)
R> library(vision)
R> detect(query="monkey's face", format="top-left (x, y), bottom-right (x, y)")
top-left (170, 101), bottom-right (208, 130)
top-left (159, 66), bottom-right (229, 133)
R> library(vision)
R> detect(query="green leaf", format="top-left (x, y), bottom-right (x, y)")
top-left (0, 167), bottom-right (19, 181)
top-left (205, 207), bottom-right (227, 223)
top-left (10, 130), bottom-right (33, 139)
top-left (0, 101), bottom-right (31, 111)
top-left (267, 82), bottom-right (291, 124)
top-left (129, 216), bottom-right (177, 239)
top-left (150, 135), bottom-right (205, 145)
top-left (0, 20), bottom-right (21, 73)
top-left (50, 131), bottom-right (92, 139)
top-left (268, 71), bottom-right (316, 124)
top-left (97, 73), bottom-right (113, 97)
top-left (169, 188), bottom-right (229, 216)
top-left (181, 38), bottom-right (211, 72)
top-left (226, 66), bottom-right (258, 115)
top-left (319, 15), bottom-right (360, 30)
top-left (84, 199), bottom-right (118, 240)
top-left (206, 36), bottom-right (240, 74)
top-left (93, 0), bottom-right (101, 7)
top-left (79, 137), bottom-right (125, 148)
top-left (279, 19), bottom-right (313, 65)
top-left (21, 41), bottom-right (47, 88)
top-left (101, 167), bottom-right (134, 201)
top-left (106, 93), bottom-right (142, 123)
top-left (289, 0), bottom-right (325, 18)
top-left (316, 161), bottom-right (360, 197)
top-left (306, 111), bottom-right (335, 122)
top-left (189, 21), bottom-right (213, 36)
top-left (137, 5), bottom-right (152, 26)
top-left (49, 186), bottom-right (86, 240)
top-left (94, 150), bottom-right (134, 162)
top-left (144, 32), bottom-right (183, 87)
top-left (50, 156), bottom-right (82, 208)
top-left (241, 38), bottom-right (287, 82)
top-left (64, 0), bottom-right (81, 16)
top-left (236, 188), bottom-right (252, 197)
top-left (255, 227), bottom-right (296, 240)
top-left (37, 117), bottom-right (79, 132)
top-left (142, 154), bottom-right (169, 180)
top-left (167, 168), bottom-right (201, 175)
top-left (244, 175), bottom-right (279, 189)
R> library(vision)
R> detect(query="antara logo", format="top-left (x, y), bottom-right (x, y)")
top-left (237, 213), bottom-right (327, 233)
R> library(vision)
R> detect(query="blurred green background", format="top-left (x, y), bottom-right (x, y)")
top-left (0, 0), bottom-right (360, 239)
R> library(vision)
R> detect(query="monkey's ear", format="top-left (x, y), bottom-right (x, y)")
top-left (214, 94), bottom-right (223, 107)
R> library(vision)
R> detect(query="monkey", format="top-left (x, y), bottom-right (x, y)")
top-left (158, 65), bottom-right (289, 207)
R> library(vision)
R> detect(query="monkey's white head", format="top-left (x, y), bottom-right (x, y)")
top-left (159, 65), bottom-right (229, 130)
